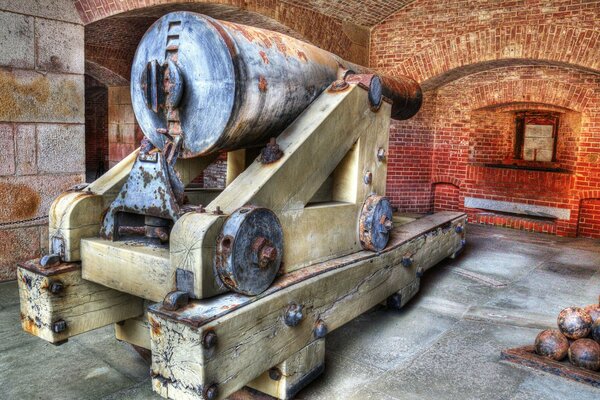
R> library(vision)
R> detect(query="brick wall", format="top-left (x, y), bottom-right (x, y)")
top-left (578, 199), bottom-right (600, 239)
top-left (0, 1), bottom-right (84, 281)
top-left (85, 75), bottom-right (108, 180)
top-left (372, 0), bottom-right (600, 237)
top-left (107, 86), bottom-right (142, 168)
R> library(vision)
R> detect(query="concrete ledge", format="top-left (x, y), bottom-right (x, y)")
top-left (464, 197), bottom-right (570, 220)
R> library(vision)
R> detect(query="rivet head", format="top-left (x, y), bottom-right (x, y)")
top-left (268, 368), bottom-right (282, 381)
top-left (52, 320), bottom-right (67, 333)
top-left (204, 384), bottom-right (218, 400)
top-left (401, 256), bottom-right (413, 267)
top-left (284, 303), bottom-right (304, 327)
top-left (363, 171), bottom-right (372, 185)
top-left (202, 331), bottom-right (217, 350)
top-left (377, 147), bottom-right (386, 162)
top-left (314, 320), bottom-right (328, 338)
top-left (416, 267), bottom-right (425, 278)
top-left (49, 281), bottom-right (64, 294)
top-left (455, 225), bottom-right (464, 234)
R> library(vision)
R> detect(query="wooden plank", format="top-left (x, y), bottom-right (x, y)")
top-left (81, 238), bottom-right (173, 302)
top-left (148, 213), bottom-right (466, 400)
top-left (247, 338), bottom-right (325, 399)
top-left (17, 259), bottom-right (144, 343)
top-left (501, 345), bottom-right (600, 388)
top-left (115, 313), bottom-right (151, 349)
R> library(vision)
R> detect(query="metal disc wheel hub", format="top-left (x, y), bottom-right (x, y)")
top-left (359, 194), bottom-right (393, 251)
top-left (216, 206), bottom-right (284, 295)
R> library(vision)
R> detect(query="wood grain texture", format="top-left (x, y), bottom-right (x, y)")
top-left (81, 238), bottom-right (173, 302)
top-left (247, 338), bottom-right (325, 399)
top-left (115, 313), bottom-right (151, 349)
top-left (149, 213), bottom-right (466, 400)
top-left (17, 260), bottom-right (144, 343)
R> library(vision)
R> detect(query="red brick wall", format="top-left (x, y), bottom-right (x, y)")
top-left (372, 0), bottom-right (600, 237)
top-left (578, 198), bottom-right (600, 238)
top-left (433, 183), bottom-right (459, 213)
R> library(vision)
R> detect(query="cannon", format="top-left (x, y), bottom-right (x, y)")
top-left (17, 12), bottom-right (466, 400)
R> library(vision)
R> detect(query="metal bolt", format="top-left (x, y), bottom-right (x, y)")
top-left (377, 147), bottom-right (386, 162)
top-left (387, 293), bottom-right (403, 310)
top-left (49, 281), bottom-right (64, 294)
top-left (202, 331), bottom-right (217, 350)
top-left (455, 225), bottom-right (463, 234)
top-left (39, 254), bottom-right (61, 269)
top-left (314, 320), bottom-right (328, 339)
top-left (52, 320), bottom-right (67, 333)
top-left (363, 171), bottom-right (372, 185)
top-left (401, 256), bottom-right (413, 268)
top-left (269, 368), bottom-right (282, 381)
top-left (204, 384), bottom-right (218, 400)
top-left (162, 291), bottom-right (189, 311)
top-left (416, 267), bottom-right (425, 278)
top-left (213, 206), bottom-right (223, 215)
top-left (382, 217), bottom-right (393, 232)
top-left (284, 303), bottom-right (304, 327)
top-left (259, 245), bottom-right (277, 268)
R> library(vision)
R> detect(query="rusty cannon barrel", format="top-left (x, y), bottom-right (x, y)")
top-left (132, 11), bottom-right (422, 158)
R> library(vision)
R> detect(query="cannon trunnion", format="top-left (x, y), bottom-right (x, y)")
top-left (18, 11), bottom-right (465, 400)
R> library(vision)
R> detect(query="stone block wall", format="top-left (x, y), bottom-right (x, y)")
top-left (0, 1), bottom-right (84, 281)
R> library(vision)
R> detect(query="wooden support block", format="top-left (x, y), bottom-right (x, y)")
top-left (385, 278), bottom-right (420, 310)
top-left (247, 339), bottom-right (325, 399)
top-left (17, 259), bottom-right (144, 344)
top-left (148, 212), bottom-right (466, 400)
top-left (81, 237), bottom-right (173, 302)
top-left (115, 313), bottom-right (151, 350)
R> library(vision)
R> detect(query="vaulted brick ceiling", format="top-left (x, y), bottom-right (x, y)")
top-left (280, 0), bottom-right (416, 27)
top-left (82, 1), bottom-right (417, 85)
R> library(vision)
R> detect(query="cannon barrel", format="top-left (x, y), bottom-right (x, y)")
top-left (132, 12), bottom-right (422, 158)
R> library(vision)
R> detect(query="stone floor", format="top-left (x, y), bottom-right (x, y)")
top-left (2, 224), bottom-right (600, 399)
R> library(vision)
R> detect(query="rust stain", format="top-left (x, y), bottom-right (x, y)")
top-left (150, 316), bottom-right (162, 336)
top-left (297, 50), bottom-right (308, 62)
top-left (258, 76), bottom-right (268, 92)
top-left (259, 51), bottom-right (269, 64)
top-left (21, 314), bottom-right (39, 336)
top-left (0, 182), bottom-right (41, 223)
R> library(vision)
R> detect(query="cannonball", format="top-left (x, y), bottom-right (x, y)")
top-left (534, 329), bottom-right (569, 360)
top-left (592, 320), bottom-right (600, 343)
top-left (583, 304), bottom-right (600, 323)
top-left (557, 307), bottom-right (592, 339)
top-left (568, 339), bottom-right (600, 371)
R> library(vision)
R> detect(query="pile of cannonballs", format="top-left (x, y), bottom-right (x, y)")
top-left (535, 302), bottom-right (600, 371)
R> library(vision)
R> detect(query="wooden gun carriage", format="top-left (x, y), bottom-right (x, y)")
top-left (18, 12), bottom-right (466, 400)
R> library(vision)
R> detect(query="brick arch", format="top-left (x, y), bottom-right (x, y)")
top-left (465, 76), bottom-right (592, 113)
top-left (431, 175), bottom-right (462, 189)
top-left (431, 181), bottom-right (461, 212)
top-left (75, 0), bottom-right (371, 65)
top-left (372, 2), bottom-right (600, 89)
top-left (577, 190), bottom-right (600, 201)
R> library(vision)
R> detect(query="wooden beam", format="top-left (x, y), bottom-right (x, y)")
top-left (148, 213), bottom-right (466, 400)
top-left (247, 339), bottom-right (325, 399)
top-left (81, 237), bottom-right (173, 302)
top-left (17, 259), bottom-right (144, 344)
